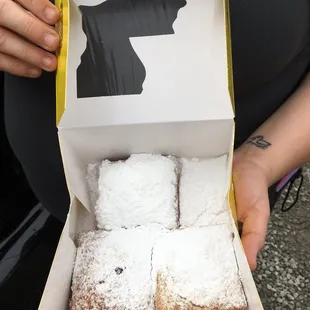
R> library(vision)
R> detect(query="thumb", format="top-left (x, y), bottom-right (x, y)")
top-left (240, 196), bottom-right (270, 270)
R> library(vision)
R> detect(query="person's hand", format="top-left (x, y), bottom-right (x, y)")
top-left (0, 0), bottom-right (60, 77)
top-left (233, 148), bottom-right (271, 271)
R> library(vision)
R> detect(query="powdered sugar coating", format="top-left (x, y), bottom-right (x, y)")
top-left (77, 153), bottom-right (247, 309)
top-left (86, 162), bottom-right (101, 208)
top-left (71, 225), bottom-right (167, 310)
top-left (152, 226), bottom-right (247, 309)
top-left (95, 154), bottom-right (178, 230)
top-left (179, 155), bottom-right (231, 228)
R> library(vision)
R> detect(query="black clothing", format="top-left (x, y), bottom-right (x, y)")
top-left (230, 0), bottom-right (310, 146)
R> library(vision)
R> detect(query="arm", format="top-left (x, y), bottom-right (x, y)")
top-left (233, 72), bottom-right (310, 270)
top-left (237, 72), bottom-right (310, 186)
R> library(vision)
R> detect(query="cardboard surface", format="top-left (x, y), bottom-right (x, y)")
top-left (40, 0), bottom-right (264, 309)
top-left (59, 120), bottom-right (234, 211)
top-left (60, 0), bottom-right (233, 128)
top-left (56, 0), bottom-right (234, 126)
top-left (38, 214), bottom-right (76, 310)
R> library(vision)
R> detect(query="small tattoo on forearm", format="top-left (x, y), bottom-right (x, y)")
top-left (245, 135), bottom-right (271, 150)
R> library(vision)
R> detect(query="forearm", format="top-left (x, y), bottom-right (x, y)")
top-left (236, 72), bottom-right (310, 186)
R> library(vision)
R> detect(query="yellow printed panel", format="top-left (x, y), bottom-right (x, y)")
top-left (229, 180), bottom-right (238, 224)
top-left (55, 0), bottom-right (69, 125)
top-left (224, 0), bottom-right (235, 115)
top-left (224, 0), bottom-right (237, 223)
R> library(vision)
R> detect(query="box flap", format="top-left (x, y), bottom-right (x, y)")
top-left (57, 0), bottom-right (233, 129)
top-left (38, 216), bottom-right (76, 310)
top-left (59, 120), bottom-right (234, 211)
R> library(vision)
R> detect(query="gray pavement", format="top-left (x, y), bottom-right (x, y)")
top-left (253, 165), bottom-right (310, 310)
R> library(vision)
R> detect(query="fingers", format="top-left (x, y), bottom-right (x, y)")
top-left (0, 27), bottom-right (57, 71)
top-left (16, 0), bottom-right (60, 25)
top-left (233, 154), bottom-right (270, 271)
top-left (0, 0), bottom-right (60, 76)
top-left (240, 201), bottom-right (270, 271)
top-left (0, 0), bottom-right (60, 52)
top-left (0, 51), bottom-right (41, 77)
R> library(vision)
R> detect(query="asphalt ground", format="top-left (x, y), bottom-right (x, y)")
top-left (253, 165), bottom-right (310, 310)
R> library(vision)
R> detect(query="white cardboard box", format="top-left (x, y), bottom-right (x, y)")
top-left (39, 0), bottom-right (264, 309)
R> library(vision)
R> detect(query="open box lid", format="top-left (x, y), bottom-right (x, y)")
top-left (54, 0), bottom-right (236, 213)
top-left (56, 0), bottom-right (235, 130)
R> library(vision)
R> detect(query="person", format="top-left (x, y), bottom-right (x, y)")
top-left (2, 0), bottom-right (310, 271)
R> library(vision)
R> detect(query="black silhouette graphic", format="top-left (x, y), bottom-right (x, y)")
top-left (77, 0), bottom-right (187, 98)
top-left (245, 135), bottom-right (272, 150)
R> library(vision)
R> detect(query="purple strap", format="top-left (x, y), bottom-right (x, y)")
top-left (276, 168), bottom-right (300, 192)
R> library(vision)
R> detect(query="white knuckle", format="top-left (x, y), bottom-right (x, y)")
top-left (20, 47), bottom-right (30, 62)
top-left (23, 15), bottom-right (35, 36)
top-left (8, 58), bottom-right (20, 72)
top-left (0, 0), bottom-right (9, 19)
top-left (0, 27), bottom-right (7, 47)
top-left (0, 51), bottom-right (29, 76)
top-left (28, 0), bottom-right (38, 6)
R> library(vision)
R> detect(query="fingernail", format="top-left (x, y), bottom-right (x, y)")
top-left (44, 33), bottom-right (59, 49)
top-left (44, 7), bottom-right (58, 21)
top-left (28, 68), bottom-right (41, 78)
top-left (42, 56), bottom-right (53, 69)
